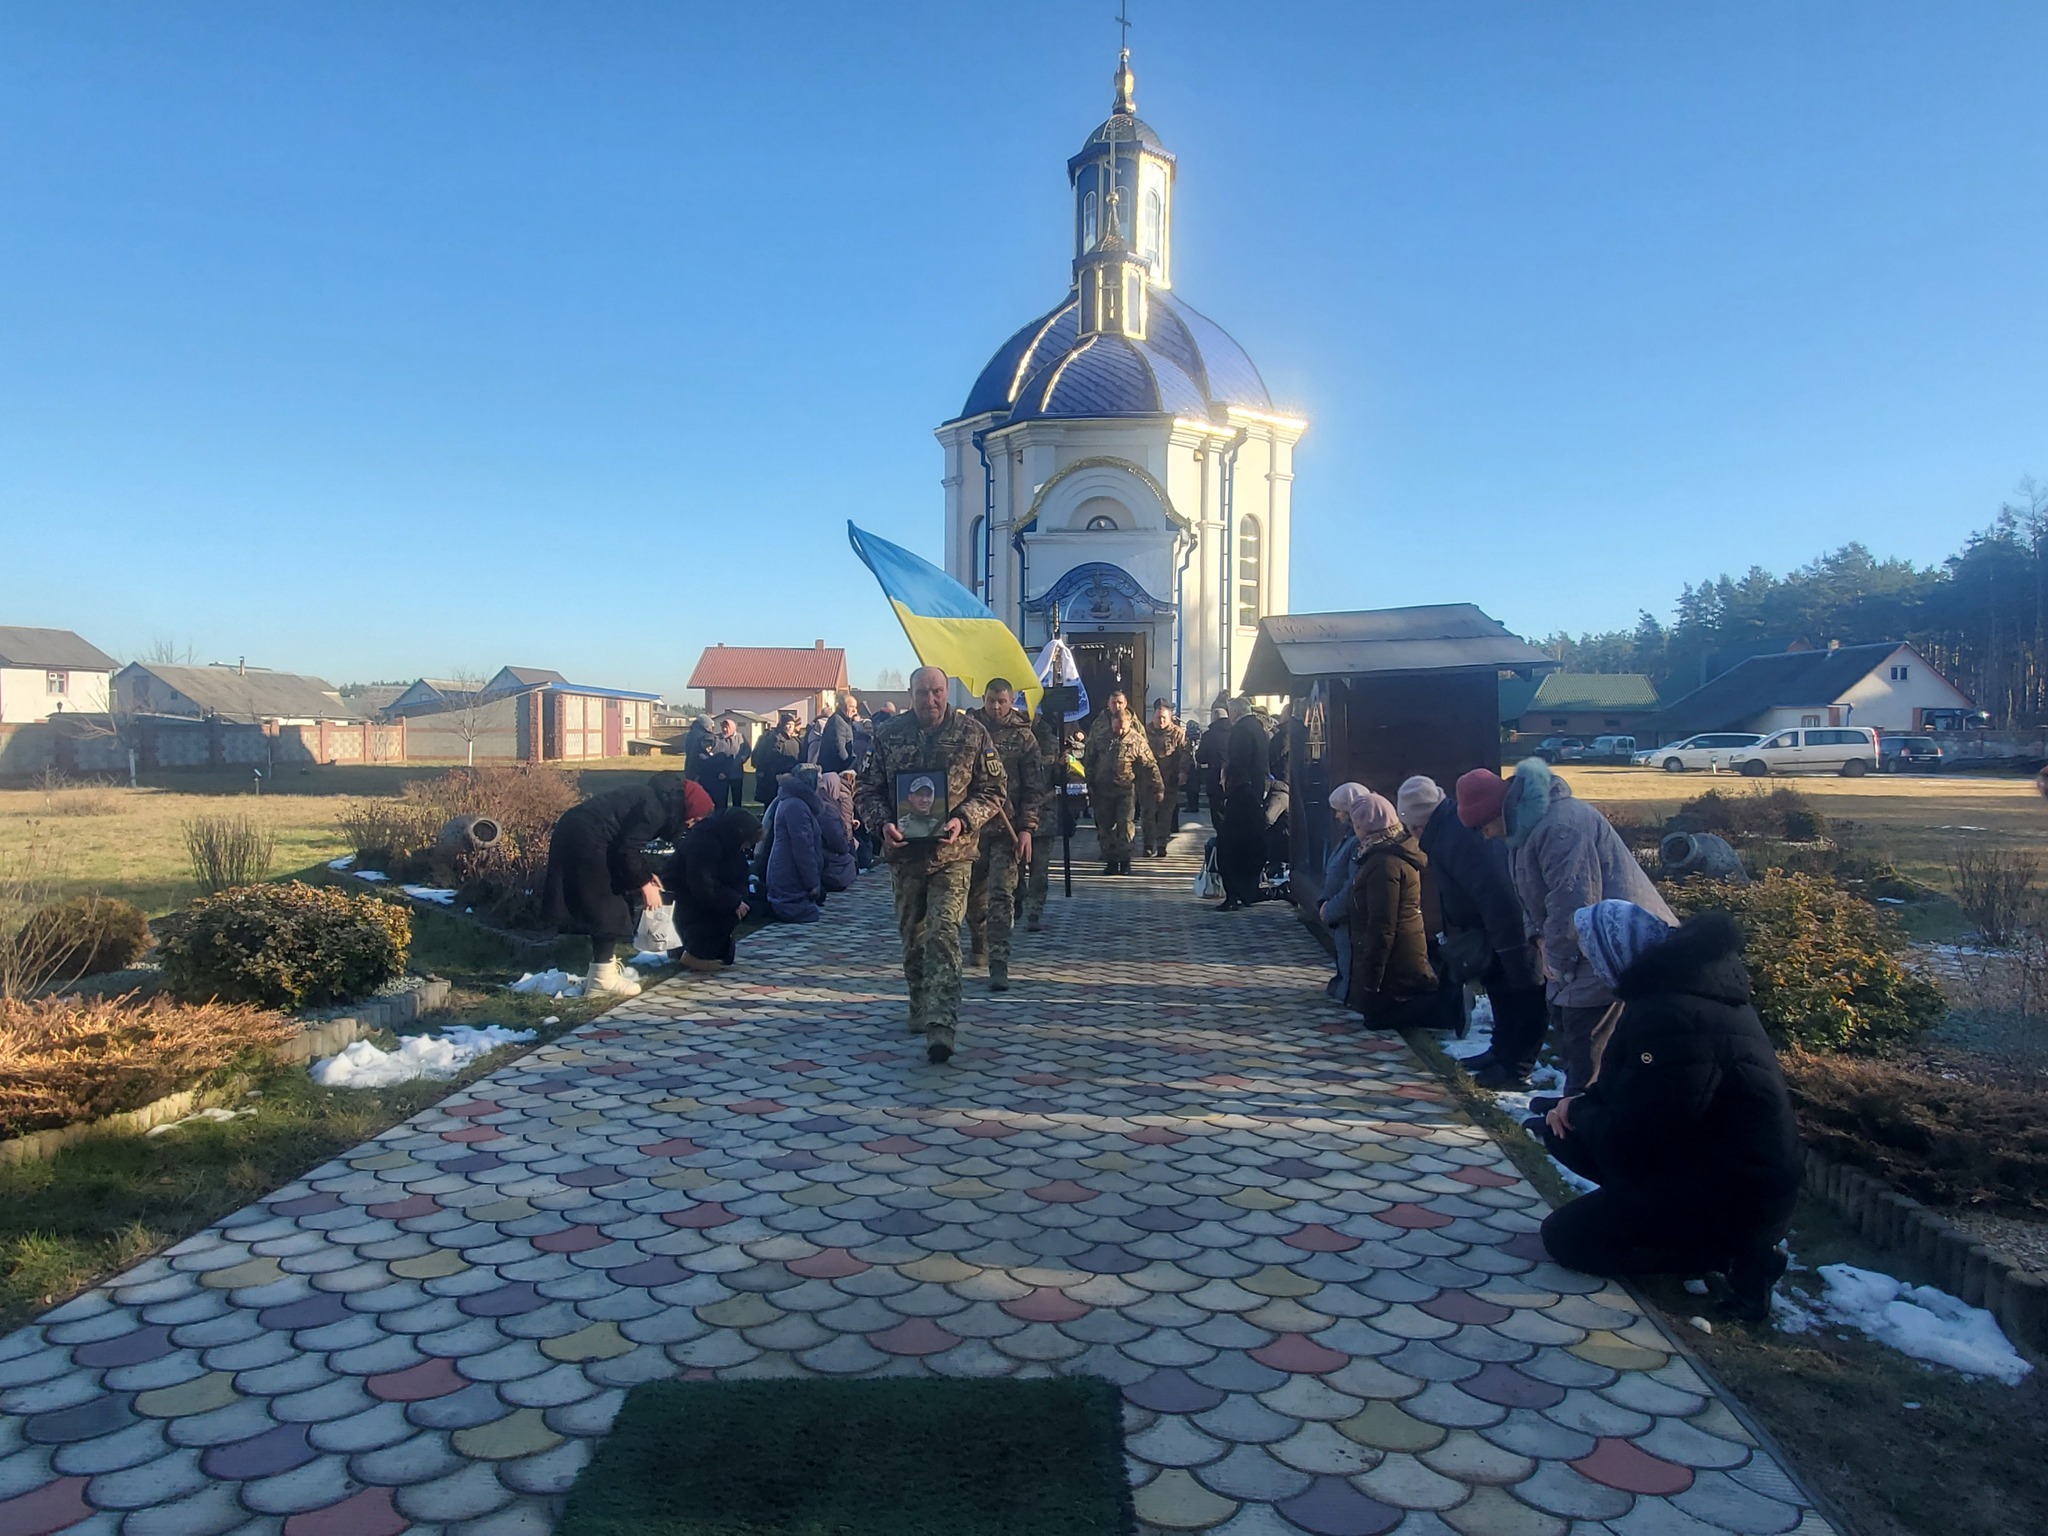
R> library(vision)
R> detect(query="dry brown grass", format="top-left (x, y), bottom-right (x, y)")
top-left (0, 993), bottom-right (296, 1139)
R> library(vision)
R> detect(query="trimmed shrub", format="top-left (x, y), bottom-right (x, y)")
top-left (1673, 786), bottom-right (1827, 844)
top-left (160, 882), bottom-right (410, 1010)
top-left (184, 814), bottom-right (277, 895)
top-left (0, 993), bottom-right (295, 1139)
top-left (1783, 1051), bottom-right (2048, 1215)
top-left (1666, 872), bottom-right (1947, 1053)
top-left (16, 897), bottom-right (150, 981)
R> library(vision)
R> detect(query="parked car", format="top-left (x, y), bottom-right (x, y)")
top-left (1587, 735), bottom-right (1638, 763)
top-left (1536, 737), bottom-right (1587, 763)
top-left (1879, 735), bottom-right (1946, 772)
top-left (1635, 733), bottom-right (1767, 773)
top-left (1727, 727), bottom-right (1879, 777)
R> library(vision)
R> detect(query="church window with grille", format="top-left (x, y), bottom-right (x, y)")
top-left (1086, 514), bottom-right (1118, 531)
top-left (1081, 191), bottom-right (1099, 252)
top-left (1143, 189), bottom-right (1162, 264)
top-left (1237, 516), bottom-right (1262, 628)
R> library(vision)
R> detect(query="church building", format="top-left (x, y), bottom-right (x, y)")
top-left (936, 50), bottom-right (1305, 717)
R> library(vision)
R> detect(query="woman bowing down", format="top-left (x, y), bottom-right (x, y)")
top-left (541, 774), bottom-right (713, 998)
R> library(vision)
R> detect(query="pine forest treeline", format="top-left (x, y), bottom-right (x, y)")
top-left (1540, 482), bottom-right (2048, 726)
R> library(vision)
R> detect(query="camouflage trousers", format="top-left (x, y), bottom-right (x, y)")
top-left (1023, 823), bottom-right (1053, 924)
top-left (967, 835), bottom-right (1020, 970)
top-left (889, 860), bottom-right (972, 1048)
top-left (1093, 783), bottom-right (1136, 863)
top-left (1142, 790), bottom-right (1177, 853)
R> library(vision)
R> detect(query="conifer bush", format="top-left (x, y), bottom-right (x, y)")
top-left (1666, 872), bottom-right (1946, 1053)
top-left (15, 896), bottom-right (151, 982)
top-left (160, 882), bottom-right (410, 1010)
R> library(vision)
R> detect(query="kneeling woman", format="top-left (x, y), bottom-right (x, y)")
top-left (1536, 902), bottom-right (1801, 1320)
top-left (1345, 790), bottom-right (1438, 1027)
top-left (542, 774), bottom-right (712, 998)
top-left (667, 808), bottom-right (761, 971)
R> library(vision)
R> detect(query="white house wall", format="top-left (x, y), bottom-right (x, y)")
top-left (1834, 647), bottom-right (1975, 731)
top-left (0, 666), bottom-right (112, 724)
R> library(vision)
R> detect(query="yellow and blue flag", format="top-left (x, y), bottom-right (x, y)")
top-left (848, 522), bottom-right (1038, 709)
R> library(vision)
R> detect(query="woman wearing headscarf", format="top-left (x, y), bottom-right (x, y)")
top-left (1535, 901), bottom-right (1802, 1321)
top-left (667, 808), bottom-right (761, 972)
top-left (541, 774), bottom-right (713, 998)
top-left (1345, 789), bottom-right (1438, 1026)
top-left (1212, 713), bottom-right (1270, 912)
top-left (1317, 784), bottom-right (1368, 1000)
top-left (816, 771), bottom-right (859, 891)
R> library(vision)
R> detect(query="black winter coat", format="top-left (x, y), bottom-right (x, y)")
top-left (1417, 799), bottom-right (1540, 992)
top-left (666, 809), bottom-right (758, 961)
top-left (1347, 833), bottom-right (1437, 1016)
top-left (1561, 912), bottom-right (1802, 1228)
top-left (816, 713), bottom-right (861, 775)
top-left (750, 730), bottom-right (803, 799)
top-left (541, 779), bottom-right (694, 941)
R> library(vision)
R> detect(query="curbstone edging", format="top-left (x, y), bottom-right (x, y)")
top-left (1802, 1146), bottom-right (2045, 1361)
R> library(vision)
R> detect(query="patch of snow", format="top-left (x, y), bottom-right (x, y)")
top-left (1688, 1316), bottom-right (1713, 1335)
top-left (1876, 897), bottom-right (1906, 905)
top-left (401, 886), bottom-right (457, 905)
top-left (1778, 1263), bottom-right (2033, 1385)
top-left (506, 966), bottom-right (641, 1000)
top-left (328, 854), bottom-right (356, 870)
top-left (310, 1025), bottom-right (537, 1089)
top-left (629, 949), bottom-right (672, 969)
top-left (145, 1106), bottom-right (257, 1137)
top-left (353, 869), bottom-right (389, 883)
top-left (1684, 1278), bottom-right (1711, 1296)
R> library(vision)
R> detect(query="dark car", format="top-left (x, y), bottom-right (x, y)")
top-left (1879, 736), bottom-right (1945, 772)
top-left (1537, 737), bottom-right (1587, 763)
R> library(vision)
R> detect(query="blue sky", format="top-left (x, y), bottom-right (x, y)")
top-left (3, 2), bottom-right (2043, 698)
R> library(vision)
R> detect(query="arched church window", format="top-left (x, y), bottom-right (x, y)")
top-left (970, 516), bottom-right (988, 600)
top-left (1081, 191), bottom-right (1099, 252)
top-left (1143, 189), bottom-right (1162, 263)
top-left (1237, 516), bottom-right (1262, 628)
top-left (1086, 514), bottom-right (1119, 531)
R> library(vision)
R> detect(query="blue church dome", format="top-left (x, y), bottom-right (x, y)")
top-left (957, 290), bottom-right (1271, 422)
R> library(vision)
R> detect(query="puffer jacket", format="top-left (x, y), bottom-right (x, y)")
top-left (1560, 911), bottom-right (1802, 1229)
top-left (1346, 831), bottom-right (1437, 1015)
top-left (763, 776), bottom-right (828, 923)
top-left (1506, 758), bottom-right (1675, 1006)
top-left (1317, 832), bottom-right (1359, 929)
top-left (817, 773), bottom-right (858, 891)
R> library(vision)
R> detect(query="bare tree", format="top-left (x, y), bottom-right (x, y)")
top-left (143, 637), bottom-right (197, 665)
top-left (447, 668), bottom-right (491, 766)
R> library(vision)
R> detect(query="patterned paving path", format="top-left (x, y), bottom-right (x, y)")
top-left (0, 825), bottom-right (1836, 1536)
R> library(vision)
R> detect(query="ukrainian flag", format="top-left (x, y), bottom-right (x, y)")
top-left (848, 522), bottom-right (1038, 708)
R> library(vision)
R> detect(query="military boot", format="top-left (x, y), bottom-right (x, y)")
top-left (967, 943), bottom-right (987, 970)
top-left (989, 960), bottom-right (1010, 992)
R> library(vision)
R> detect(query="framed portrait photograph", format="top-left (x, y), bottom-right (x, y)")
top-left (895, 771), bottom-right (949, 840)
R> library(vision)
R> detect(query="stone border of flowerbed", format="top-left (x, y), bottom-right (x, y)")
top-left (1802, 1147), bottom-right (2048, 1358)
top-left (0, 977), bottom-right (455, 1165)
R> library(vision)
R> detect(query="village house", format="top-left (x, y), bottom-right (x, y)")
top-left (688, 642), bottom-right (849, 726)
top-left (115, 661), bottom-right (361, 725)
top-left (0, 627), bottom-right (118, 723)
top-left (1652, 642), bottom-right (1976, 740)
top-left (1503, 673), bottom-right (1661, 740)
top-left (392, 666), bottom-right (659, 762)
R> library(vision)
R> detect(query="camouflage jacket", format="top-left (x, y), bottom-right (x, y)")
top-left (855, 708), bottom-right (1008, 871)
top-left (1146, 721), bottom-right (1190, 787)
top-left (1083, 715), bottom-right (1163, 801)
top-left (971, 705), bottom-right (1047, 840)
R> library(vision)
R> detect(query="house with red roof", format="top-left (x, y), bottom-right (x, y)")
top-left (687, 641), bottom-right (849, 726)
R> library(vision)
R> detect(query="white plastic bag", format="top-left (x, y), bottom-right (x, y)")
top-left (635, 901), bottom-right (681, 954)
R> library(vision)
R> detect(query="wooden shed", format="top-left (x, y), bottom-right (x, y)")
top-left (1239, 605), bottom-right (1556, 917)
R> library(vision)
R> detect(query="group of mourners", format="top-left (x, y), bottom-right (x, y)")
top-left (1313, 757), bottom-right (1802, 1319)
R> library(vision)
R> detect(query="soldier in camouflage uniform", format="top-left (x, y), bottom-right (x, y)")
top-left (965, 679), bottom-right (1045, 991)
top-left (854, 667), bottom-right (1007, 1064)
top-left (1023, 697), bottom-right (1066, 930)
top-left (1082, 689), bottom-right (1162, 876)
top-left (1142, 699), bottom-right (1190, 859)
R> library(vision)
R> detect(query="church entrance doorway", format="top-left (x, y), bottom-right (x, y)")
top-left (1067, 633), bottom-right (1146, 729)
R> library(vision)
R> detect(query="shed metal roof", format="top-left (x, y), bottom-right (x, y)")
top-left (0, 627), bottom-right (119, 672)
top-left (1240, 606), bottom-right (1556, 694)
top-left (120, 663), bottom-right (360, 722)
top-left (1528, 673), bottom-right (1660, 712)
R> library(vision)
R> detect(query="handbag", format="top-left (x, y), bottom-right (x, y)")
top-left (1439, 927), bottom-right (1494, 986)
top-left (1193, 843), bottom-right (1223, 900)
top-left (635, 901), bottom-right (682, 955)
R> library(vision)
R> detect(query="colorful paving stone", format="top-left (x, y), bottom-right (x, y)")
top-left (0, 828), bottom-right (1833, 1535)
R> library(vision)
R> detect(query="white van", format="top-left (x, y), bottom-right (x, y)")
top-left (1727, 727), bottom-right (1879, 777)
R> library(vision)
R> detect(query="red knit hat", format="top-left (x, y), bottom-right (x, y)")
top-left (683, 780), bottom-right (715, 823)
top-left (1455, 768), bottom-right (1510, 829)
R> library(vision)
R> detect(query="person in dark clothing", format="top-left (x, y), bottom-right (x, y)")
top-left (1344, 790), bottom-right (1438, 1027)
top-left (1535, 903), bottom-right (1801, 1321)
top-left (1181, 719), bottom-right (1204, 811)
top-left (1400, 776), bottom-right (1550, 1091)
top-left (750, 712), bottom-right (804, 809)
top-left (541, 775), bottom-right (713, 997)
top-left (688, 717), bottom-right (748, 809)
top-left (666, 808), bottom-right (760, 971)
top-left (1213, 713), bottom-right (1269, 911)
top-left (817, 693), bottom-right (863, 776)
top-left (1194, 707), bottom-right (1231, 816)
